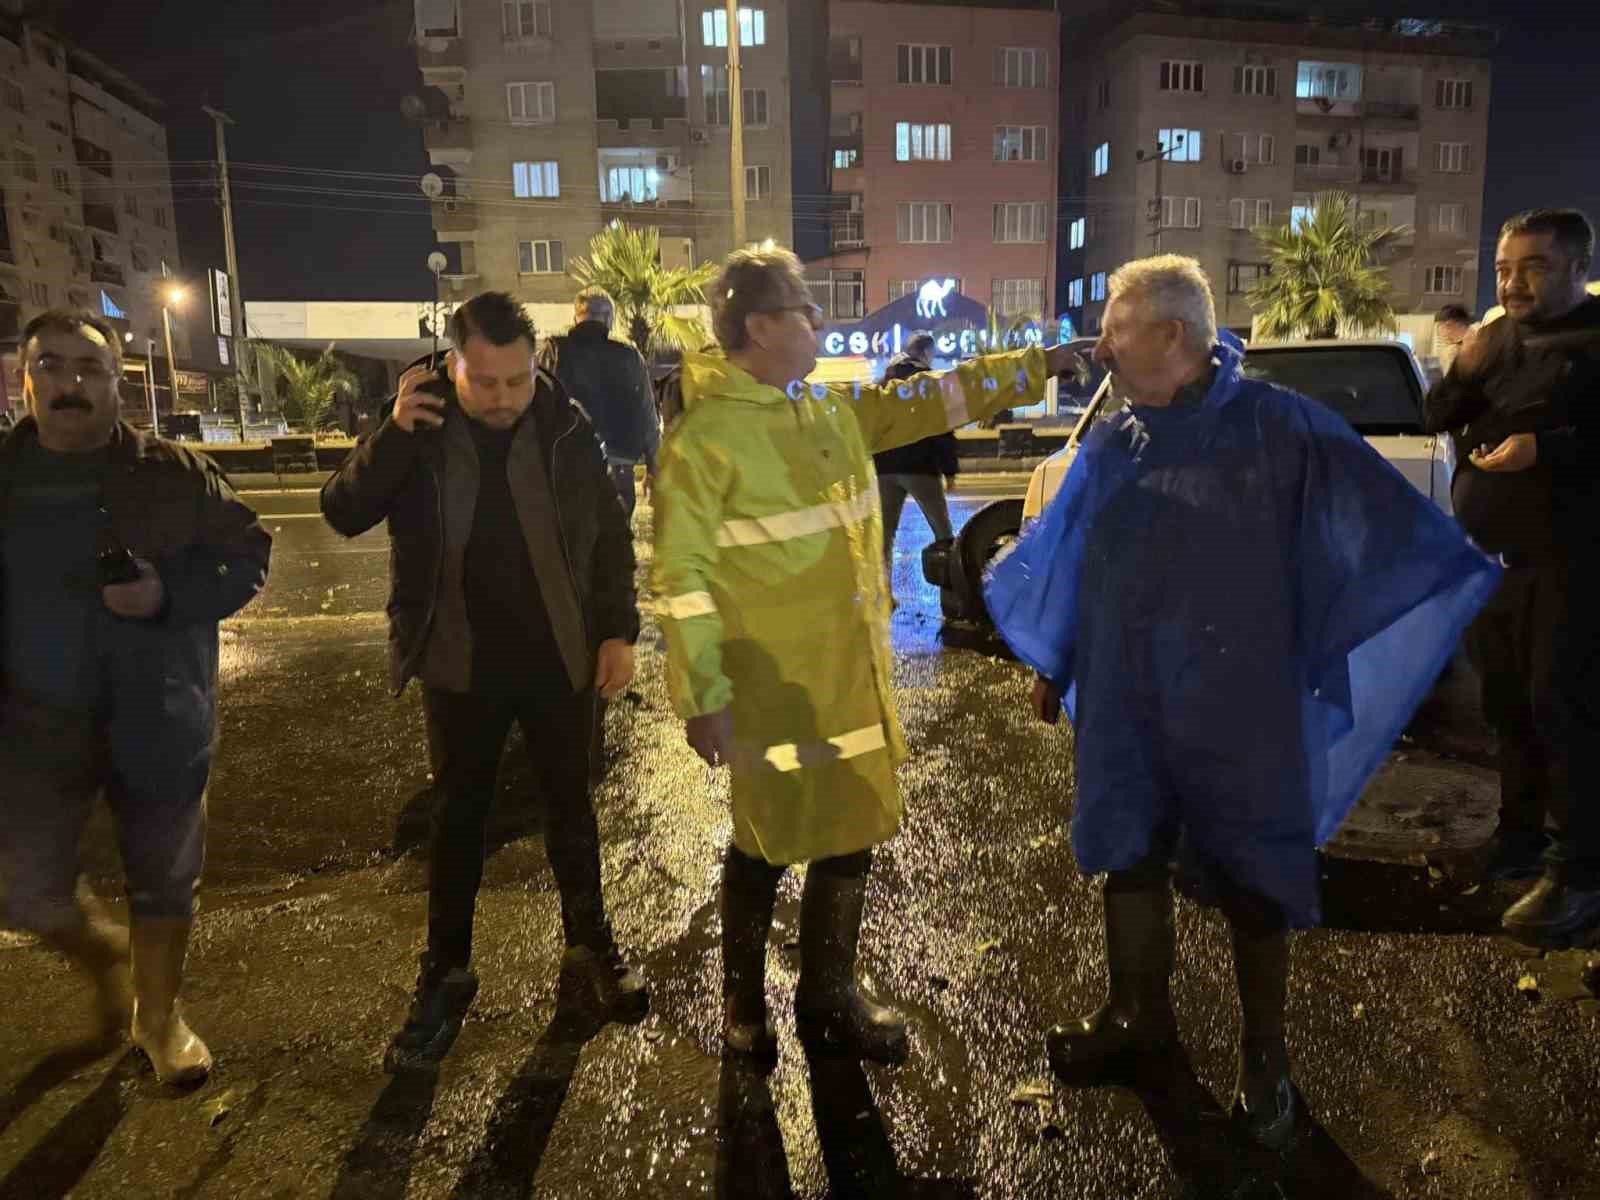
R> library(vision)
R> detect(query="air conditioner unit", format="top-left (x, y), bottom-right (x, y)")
top-left (1228, 159), bottom-right (1248, 174)
top-left (690, 129), bottom-right (709, 144)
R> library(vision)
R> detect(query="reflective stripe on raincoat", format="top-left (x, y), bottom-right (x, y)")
top-left (653, 347), bottom-right (1050, 864)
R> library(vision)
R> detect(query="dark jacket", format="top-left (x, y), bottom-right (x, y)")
top-left (870, 353), bottom-right (960, 477)
top-left (1423, 296), bottom-right (1600, 562)
top-left (320, 356), bottom-right (639, 696)
top-left (0, 418), bottom-right (271, 754)
top-left (539, 322), bottom-right (661, 470)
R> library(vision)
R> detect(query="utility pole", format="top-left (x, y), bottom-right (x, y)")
top-left (725, 0), bottom-right (747, 249)
top-left (161, 302), bottom-right (181, 427)
top-left (202, 105), bottom-right (250, 432)
top-left (1137, 133), bottom-right (1185, 254)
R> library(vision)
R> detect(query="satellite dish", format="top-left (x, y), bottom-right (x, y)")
top-left (427, 252), bottom-right (448, 275)
top-left (420, 173), bottom-right (445, 199)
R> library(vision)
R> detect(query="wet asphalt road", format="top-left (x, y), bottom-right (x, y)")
top-left (0, 480), bottom-right (1597, 1200)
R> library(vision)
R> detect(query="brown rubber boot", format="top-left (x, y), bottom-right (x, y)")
top-left (129, 917), bottom-right (212, 1085)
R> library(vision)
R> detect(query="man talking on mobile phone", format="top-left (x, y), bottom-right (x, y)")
top-left (322, 291), bottom-right (645, 1070)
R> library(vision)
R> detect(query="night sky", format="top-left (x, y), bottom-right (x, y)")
top-left (48, 0), bottom-right (1600, 313)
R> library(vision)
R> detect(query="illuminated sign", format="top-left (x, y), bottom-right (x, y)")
top-left (916, 278), bottom-right (957, 319)
top-left (821, 321), bottom-right (1045, 359)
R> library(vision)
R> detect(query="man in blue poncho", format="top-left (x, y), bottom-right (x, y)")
top-left (986, 257), bottom-right (1499, 1148)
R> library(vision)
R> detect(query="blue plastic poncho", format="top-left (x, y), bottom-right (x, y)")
top-left (985, 342), bottom-right (1500, 926)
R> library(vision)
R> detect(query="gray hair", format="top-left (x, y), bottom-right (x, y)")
top-left (575, 287), bottom-right (615, 329)
top-left (1108, 254), bottom-right (1217, 355)
top-left (710, 245), bottom-right (808, 351)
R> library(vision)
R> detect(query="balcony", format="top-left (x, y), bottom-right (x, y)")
top-left (74, 137), bottom-right (113, 178)
top-left (83, 200), bottom-right (118, 234)
top-left (1359, 168), bottom-right (1419, 191)
top-left (593, 117), bottom-right (691, 148)
top-left (415, 37), bottom-right (466, 71)
top-left (90, 260), bottom-right (124, 286)
top-left (831, 217), bottom-right (865, 251)
top-left (1293, 161), bottom-right (1359, 185)
top-left (1363, 100), bottom-right (1420, 123)
top-left (422, 117), bottom-right (472, 157)
top-left (430, 197), bottom-right (477, 233)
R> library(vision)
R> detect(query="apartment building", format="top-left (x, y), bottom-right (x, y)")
top-left (809, 0), bottom-right (1060, 324)
top-left (1064, 7), bottom-right (1495, 335)
top-left (0, 5), bottom-right (187, 397)
top-left (413, 0), bottom-right (797, 305)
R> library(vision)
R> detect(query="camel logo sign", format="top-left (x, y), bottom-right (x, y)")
top-left (916, 278), bottom-right (957, 319)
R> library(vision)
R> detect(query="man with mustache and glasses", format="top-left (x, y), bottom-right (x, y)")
top-left (0, 309), bottom-right (271, 1083)
top-left (1425, 208), bottom-right (1600, 942)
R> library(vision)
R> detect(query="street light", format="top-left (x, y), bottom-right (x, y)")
top-left (161, 284), bottom-right (186, 434)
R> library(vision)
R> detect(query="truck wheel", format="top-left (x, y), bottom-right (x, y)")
top-left (947, 499), bottom-right (1024, 625)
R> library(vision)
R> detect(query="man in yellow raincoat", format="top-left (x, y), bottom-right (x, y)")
top-left (653, 247), bottom-right (1076, 1064)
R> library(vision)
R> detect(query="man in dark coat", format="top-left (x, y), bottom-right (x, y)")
top-left (871, 332), bottom-right (959, 595)
top-left (0, 309), bottom-right (270, 1084)
top-left (538, 288), bottom-right (659, 520)
top-left (1423, 207), bottom-right (1600, 942)
top-left (322, 291), bottom-right (646, 1069)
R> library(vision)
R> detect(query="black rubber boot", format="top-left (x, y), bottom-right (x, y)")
top-left (1228, 924), bottom-right (1296, 1151)
top-left (721, 847), bottom-right (783, 1064)
top-left (794, 856), bottom-right (908, 1066)
top-left (1047, 883), bottom-right (1178, 1083)
top-left (563, 921), bottom-right (649, 1025)
top-left (384, 954), bottom-right (479, 1073)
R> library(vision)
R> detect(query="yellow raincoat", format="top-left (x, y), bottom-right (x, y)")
top-left (653, 346), bottom-right (1051, 864)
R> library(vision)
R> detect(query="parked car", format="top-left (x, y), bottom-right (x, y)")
top-left (925, 339), bottom-right (1451, 624)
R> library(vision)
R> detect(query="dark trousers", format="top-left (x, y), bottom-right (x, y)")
top-left (1467, 563), bottom-right (1600, 882)
top-left (1114, 837), bottom-right (1287, 936)
top-left (421, 686), bottom-right (607, 972)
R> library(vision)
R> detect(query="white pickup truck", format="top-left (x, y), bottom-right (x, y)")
top-left (925, 339), bottom-right (1452, 624)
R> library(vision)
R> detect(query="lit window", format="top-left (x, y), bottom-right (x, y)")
top-left (1159, 60), bottom-right (1204, 92)
top-left (1291, 194), bottom-right (1316, 230)
top-left (993, 202), bottom-right (1047, 244)
top-left (1069, 217), bottom-right (1085, 250)
top-left (897, 202), bottom-right (953, 243)
top-left (994, 125), bottom-right (1047, 162)
top-left (512, 160), bottom-right (559, 198)
top-left (1089, 272), bottom-right (1107, 302)
top-left (1091, 142), bottom-right (1109, 177)
top-left (517, 238), bottom-right (565, 274)
top-left (995, 48), bottom-right (1047, 89)
top-left (1297, 63), bottom-right (1358, 100)
top-left (1067, 277), bottom-right (1084, 307)
top-left (1425, 265), bottom-right (1464, 294)
top-left (603, 166), bottom-right (657, 203)
top-left (1157, 129), bottom-right (1202, 163)
top-left (507, 81), bottom-right (555, 124)
top-left (702, 8), bottom-right (765, 48)
top-left (896, 122), bottom-right (952, 162)
top-left (898, 44), bottom-right (952, 86)
top-left (833, 148), bottom-right (859, 170)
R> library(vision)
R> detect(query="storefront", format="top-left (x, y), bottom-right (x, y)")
top-left (807, 286), bottom-right (1074, 421)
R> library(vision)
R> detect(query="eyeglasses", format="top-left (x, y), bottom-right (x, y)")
top-left (760, 303), bottom-right (825, 331)
top-left (28, 355), bottom-right (119, 385)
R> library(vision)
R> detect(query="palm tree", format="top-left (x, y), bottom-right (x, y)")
top-left (568, 222), bottom-right (717, 359)
top-left (255, 343), bottom-right (362, 431)
top-left (1247, 190), bottom-right (1408, 340)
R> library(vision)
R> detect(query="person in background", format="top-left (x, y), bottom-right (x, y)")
top-left (0, 309), bottom-right (271, 1084)
top-left (987, 256), bottom-right (1496, 1148)
top-left (1423, 207), bottom-right (1600, 943)
top-left (1433, 303), bottom-right (1475, 377)
top-left (652, 245), bottom-right (1080, 1067)
top-left (872, 331), bottom-right (959, 600)
top-left (539, 288), bottom-right (660, 521)
top-left (322, 292), bottom-right (646, 1070)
